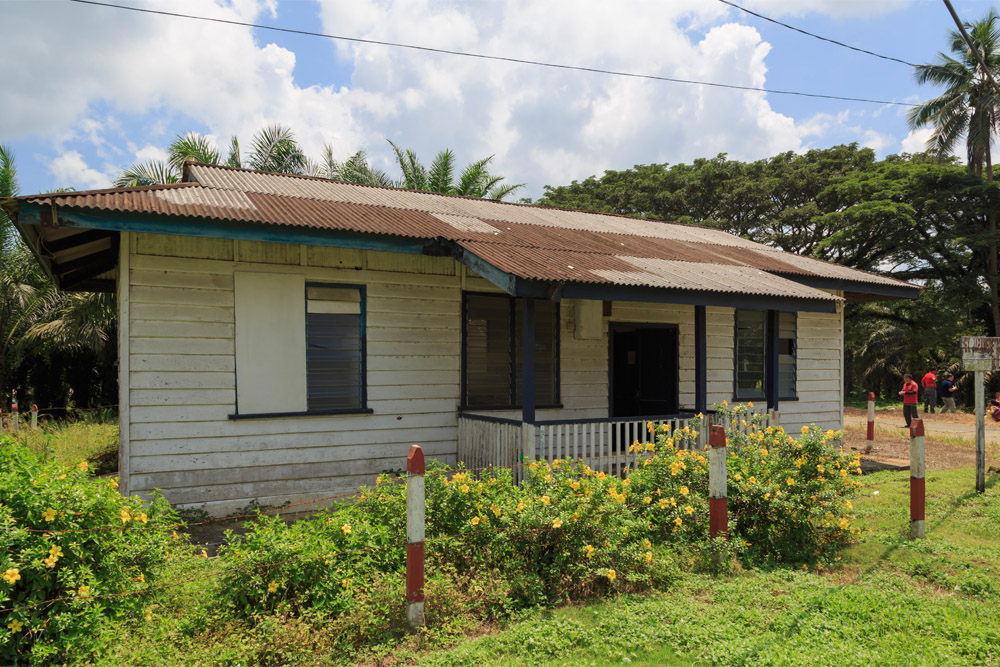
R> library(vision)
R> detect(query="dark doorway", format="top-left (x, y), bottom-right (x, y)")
top-left (610, 324), bottom-right (679, 418)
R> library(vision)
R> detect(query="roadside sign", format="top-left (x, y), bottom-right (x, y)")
top-left (960, 336), bottom-right (992, 492)
top-left (961, 336), bottom-right (1000, 371)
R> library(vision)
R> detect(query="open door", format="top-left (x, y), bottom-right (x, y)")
top-left (610, 324), bottom-right (679, 418)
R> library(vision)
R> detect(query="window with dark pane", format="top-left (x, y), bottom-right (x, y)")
top-left (306, 285), bottom-right (364, 411)
top-left (734, 309), bottom-right (766, 400)
top-left (778, 311), bottom-right (797, 399)
top-left (463, 293), bottom-right (560, 408)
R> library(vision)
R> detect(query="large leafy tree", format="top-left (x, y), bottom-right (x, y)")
top-left (908, 9), bottom-right (1000, 334)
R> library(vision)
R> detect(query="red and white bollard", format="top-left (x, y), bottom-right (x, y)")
top-left (865, 392), bottom-right (875, 454)
top-left (31, 405), bottom-right (38, 431)
top-left (406, 445), bottom-right (425, 628)
top-left (909, 419), bottom-right (926, 539)
top-left (708, 425), bottom-right (728, 539)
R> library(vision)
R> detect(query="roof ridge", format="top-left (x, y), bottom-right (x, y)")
top-left (18, 181), bottom-right (198, 200)
top-left (183, 161), bottom-right (742, 235)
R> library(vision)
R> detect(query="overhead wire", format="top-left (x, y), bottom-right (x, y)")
top-left (66, 0), bottom-right (914, 107)
top-left (715, 0), bottom-right (919, 68)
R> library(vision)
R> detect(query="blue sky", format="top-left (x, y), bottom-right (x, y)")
top-left (1, 0), bottom-right (989, 200)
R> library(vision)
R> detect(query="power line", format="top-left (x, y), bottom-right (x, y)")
top-left (716, 0), bottom-right (919, 68)
top-left (67, 0), bottom-right (914, 108)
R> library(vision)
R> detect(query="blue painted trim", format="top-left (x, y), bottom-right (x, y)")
top-left (779, 274), bottom-right (919, 299)
top-left (229, 408), bottom-right (374, 420)
top-left (550, 281), bottom-right (838, 314)
top-left (521, 297), bottom-right (536, 424)
top-left (22, 205), bottom-right (432, 256)
top-left (454, 247), bottom-right (517, 295)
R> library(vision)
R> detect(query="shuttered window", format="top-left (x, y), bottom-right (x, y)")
top-left (306, 285), bottom-right (365, 412)
top-left (735, 309), bottom-right (766, 400)
top-left (778, 311), bottom-right (797, 399)
top-left (463, 293), bottom-right (559, 408)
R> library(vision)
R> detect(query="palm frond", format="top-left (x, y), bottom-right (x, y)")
top-left (168, 132), bottom-right (220, 171)
top-left (427, 149), bottom-right (456, 194)
top-left (225, 136), bottom-right (242, 169)
top-left (248, 124), bottom-right (308, 174)
top-left (113, 160), bottom-right (179, 187)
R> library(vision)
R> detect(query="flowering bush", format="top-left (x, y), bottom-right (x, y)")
top-left (0, 437), bottom-right (178, 665)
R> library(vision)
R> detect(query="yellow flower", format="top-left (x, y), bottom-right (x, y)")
top-left (684, 505), bottom-right (695, 515)
top-left (760, 448), bottom-right (768, 456)
top-left (786, 477), bottom-right (795, 486)
top-left (2, 569), bottom-right (21, 585)
top-left (679, 486), bottom-right (689, 496)
top-left (78, 461), bottom-right (89, 471)
top-left (49, 545), bottom-right (64, 558)
top-left (839, 518), bottom-right (850, 530)
top-left (137, 512), bottom-right (148, 524)
top-left (747, 401), bottom-right (754, 407)
top-left (461, 484), bottom-right (470, 493)
top-left (801, 426), bottom-right (809, 434)
top-left (658, 498), bottom-right (669, 510)
top-left (673, 517), bottom-right (683, 527)
top-left (490, 504), bottom-right (502, 517)
top-left (606, 569), bottom-right (617, 583)
top-left (584, 544), bottom-right (596, 559)
top-left (341, 524), bottom-right (352, 534)
top-left (42, 508), bottom-right (57, 522)
top-left (661, 423), bottom-right (670, 432)
top-left (734, 473), bottom-right (743, 481)
top-left (748, 476), bottom-right (757, 484)
top-left (516, 502), bottom-right (526, 512)
top-left (144, 610), bottom-right (153, 621)
top-left (569, 481), bottom-right (580, 491)
top-left (110, 478), bottom-right (119, 489)
top-left (643, 538), bottom-right (652, 549)
top-left (642, 551), bottom-right (653, 563)
top-left (644, 441), bottom-right (655, 452)
top-left (78, 585), bottom-right (90, 597)
top-left (644, 496), bottom-right (652, 504)
top-left (541, 495), bottom-right (550, 505)
top-left (43, 556), bottom-right (57, 569)
top-left (7, 619), bottom-right (23, 632)
top-left (471, 517), bottom-right (480, 526)
top-left (764, 493), bottom-right (771, 501)
top-left (817, 464), bottom-right (825, 473)
top-left (552, 517), bottom-right (563, 528)
top-left (267, 582), bottom-right (279, 593)
top-left (120, 510), bottom-right (131, 524)
top-left (722, 400), bottom-right (728, 406)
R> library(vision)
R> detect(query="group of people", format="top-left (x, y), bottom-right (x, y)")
top-left (898, 367), bottom-right (959, 427)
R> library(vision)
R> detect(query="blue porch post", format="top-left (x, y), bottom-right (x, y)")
top-left (695, 305), bottom-right (707, 414)
top-left (766, 309), bottom-right (779, 411)
top-left (521, 297), bottom-right (536, 425)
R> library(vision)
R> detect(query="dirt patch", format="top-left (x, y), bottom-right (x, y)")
top-left (843, 423), bottom-right (999, 471)
top-left (844, 406), bottom-right (976, 425)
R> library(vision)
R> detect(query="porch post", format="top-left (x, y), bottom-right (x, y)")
top-left (521, 297), bottom-right (536, 424)
top-left (695, 305), bottom-right (707, 415)
top-left (765, 310), bottom-right (779, 411)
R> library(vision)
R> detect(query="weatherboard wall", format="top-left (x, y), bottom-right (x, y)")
top-left (123, 233), bottom-right (842, 514)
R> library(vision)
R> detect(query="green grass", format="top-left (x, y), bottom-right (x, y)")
top-left (12, 415), bottom-right (117, 471)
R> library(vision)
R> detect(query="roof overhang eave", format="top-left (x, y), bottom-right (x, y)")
top-left (777, 274), bottom-right (921, 302)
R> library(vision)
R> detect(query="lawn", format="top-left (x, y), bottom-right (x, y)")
top-left (77, 467), bottom-right (998, 667)
top-left (12, 412), bottom-right (117, 472)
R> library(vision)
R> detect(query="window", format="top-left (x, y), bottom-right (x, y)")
top-left (463, 293), bottom-right (559, 408)
top-left (306, 284), bottom-right (366, 412)
top-left (778, 312), bottom-right (797, 399)
top-left (734, 309), bottom-right (797, 401)
top-left (734, 309), bottom-right (766, 400)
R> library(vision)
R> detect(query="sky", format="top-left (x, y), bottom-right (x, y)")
top-left (0, 0), bottom-right (990, 200)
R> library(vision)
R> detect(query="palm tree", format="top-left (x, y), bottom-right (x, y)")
top-left (114, 124), bottom-right (308, 187)
top-left (908, 9), bottom-right (1000, 333)
top-left (314, 145), bottom-right (395, 187)
top-left (387, 140), bottom-right (524, 200)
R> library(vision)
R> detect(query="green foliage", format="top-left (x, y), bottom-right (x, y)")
top-left (0, 436), bottom-right (179, 664)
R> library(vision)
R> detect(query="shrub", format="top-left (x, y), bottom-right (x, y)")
top-left (0, 436), bottom-right (178, 665)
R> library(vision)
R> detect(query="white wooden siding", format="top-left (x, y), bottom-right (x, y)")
top-left (125, 233), bottom-right (844, 514)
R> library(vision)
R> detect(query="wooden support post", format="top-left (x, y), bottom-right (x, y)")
top-left (31, 405), bottom-right (38, 431)
top-left (975, 370), bottom-right (986, 493)
top-left (865, 392), bottom-right (875, 454)
top-left (909, 419), bottom-right (926, 539)
top-left (708, 425), bottom-right (728, 539)
top-left (695, 305), bottom-right (707, 415)
top-left (10, 394), bottom-right (18, 431)
top-left (769, 409), bottom-right (780, 429)
top-left (406, 445), bottom-right (425, 628)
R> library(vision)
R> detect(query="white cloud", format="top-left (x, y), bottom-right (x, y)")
top-left (134, 144), bottom-right (170, 163)
top-left (48, 151), bottom-right (110, 190)
top-left (5, 0), bottom-right (906, 196)
top-left (741, 0), bottom-right (912, 18)
top-left (901, 127), bottom-right (933, 154)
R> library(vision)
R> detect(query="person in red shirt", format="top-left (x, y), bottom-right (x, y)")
top-left (922, 366), bottom-right (938, 414)
top-left (899, 374), bottom-right (919, 428)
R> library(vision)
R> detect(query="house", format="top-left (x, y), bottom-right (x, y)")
top-left (5, 163), bottom-right (919, 515)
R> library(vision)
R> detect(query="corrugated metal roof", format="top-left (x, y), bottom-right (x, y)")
top-left (16, 162), bottom-right (916, 300)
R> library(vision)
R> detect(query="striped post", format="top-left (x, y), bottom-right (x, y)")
top-left (708, 425), bottom-right (728, 539)
top-left (909, 419), bottom-right (926, 539)
top-left (865, 392), bottom-right (875, 454)
top-left (769, 409), bottom-right (780, 429)
top-left (31, 405), bottom-right (38, 431)
top-left (406, 445), bottom-right (425, 628)
top-left (10, 394), bottom-right (17, 431)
